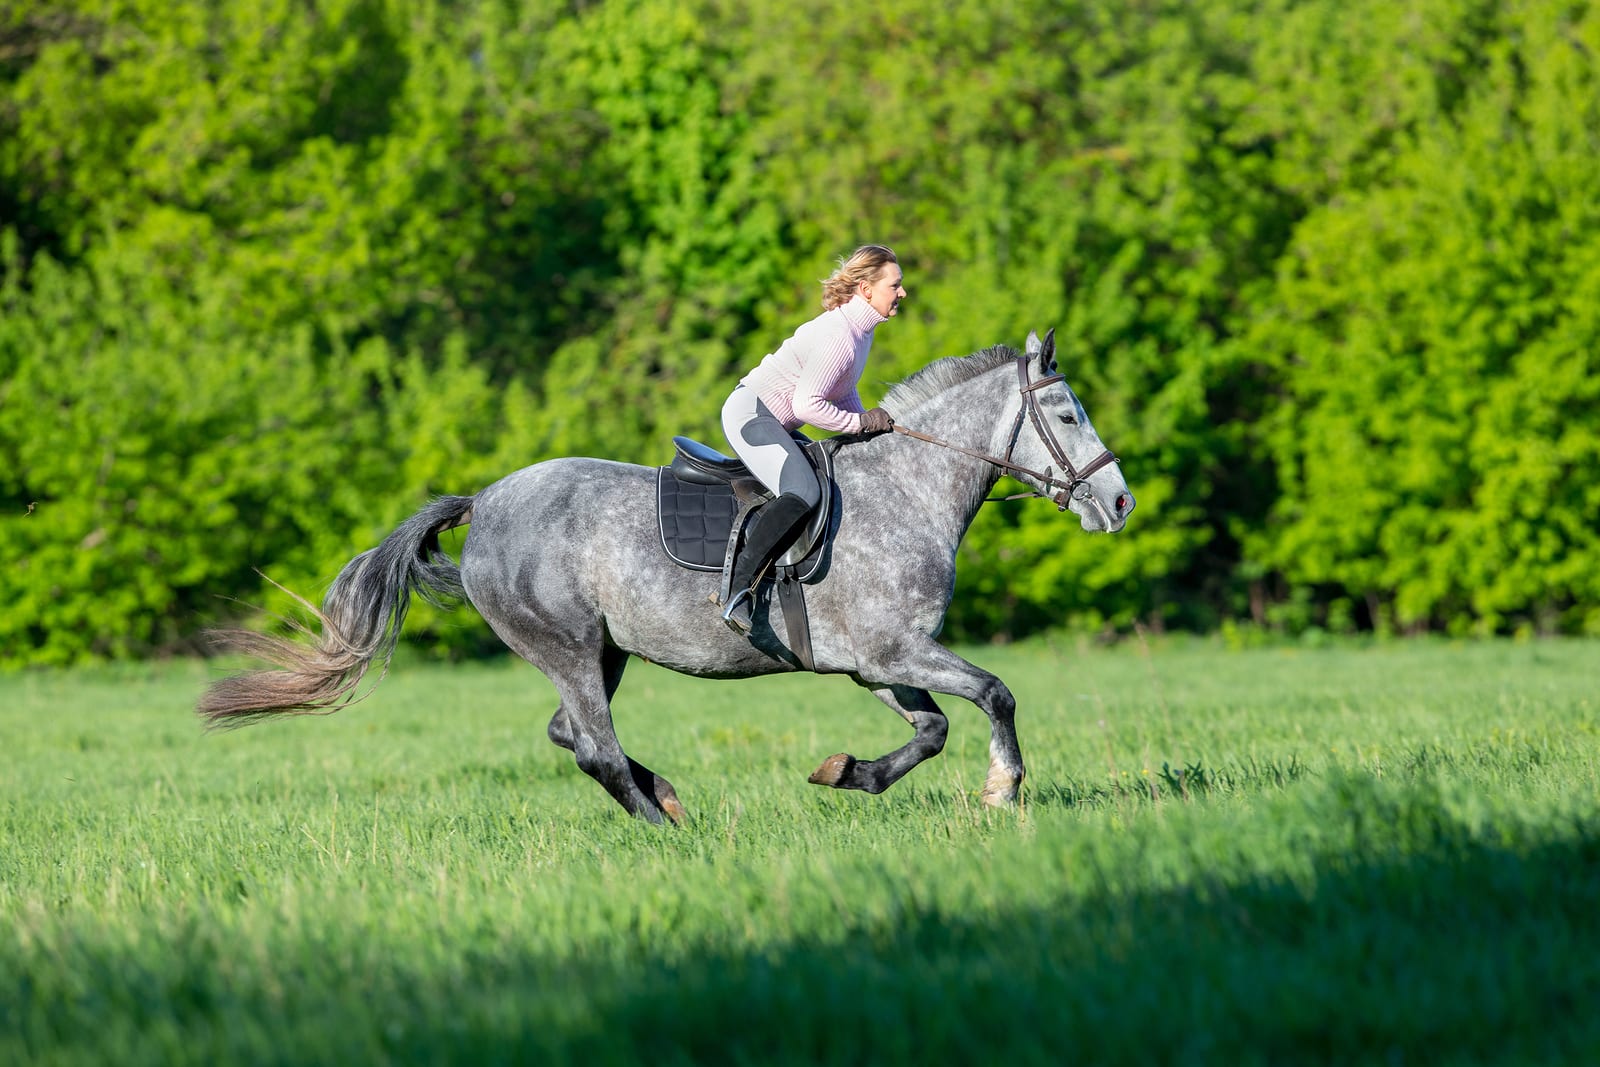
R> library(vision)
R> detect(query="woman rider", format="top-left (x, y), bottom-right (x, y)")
top-left (718, 244), bottom-right (907, 635)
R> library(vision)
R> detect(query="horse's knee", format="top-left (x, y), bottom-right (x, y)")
top-left (919, 714), bottom-right (949, 754)
top-left (978, 678), bottom-right (1016, 720)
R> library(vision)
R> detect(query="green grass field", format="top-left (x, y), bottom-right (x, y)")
top-left (3, 637), bottom-right (1598, 1065)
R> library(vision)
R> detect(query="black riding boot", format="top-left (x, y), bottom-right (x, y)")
top-left (721, 492), bottom-right (814, 636)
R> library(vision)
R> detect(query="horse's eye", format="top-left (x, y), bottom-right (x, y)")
top-left (1058, 413), bottom-right (1078, 426)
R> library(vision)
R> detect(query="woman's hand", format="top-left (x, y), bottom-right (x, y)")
top-left (859, 407), bottom-right (895, 435)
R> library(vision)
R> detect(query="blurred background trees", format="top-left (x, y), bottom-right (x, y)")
top-left (3, 0), bottom-right (1596, 664)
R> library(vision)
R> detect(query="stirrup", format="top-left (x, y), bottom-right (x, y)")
top-left (721, 587), bottom-right (755, 636)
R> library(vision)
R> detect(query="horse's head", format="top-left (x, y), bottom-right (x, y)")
top-left (1011, 328), bottom-right (1134, 533)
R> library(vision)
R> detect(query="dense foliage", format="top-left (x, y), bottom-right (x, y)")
top-left (2, 0), bottom-right (1596, 664)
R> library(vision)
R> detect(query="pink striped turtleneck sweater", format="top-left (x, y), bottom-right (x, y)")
top-left (740, 294), bottom-right (889, 434)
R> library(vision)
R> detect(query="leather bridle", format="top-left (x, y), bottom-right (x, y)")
top-left (892, 355), bottom-right (1120, 514)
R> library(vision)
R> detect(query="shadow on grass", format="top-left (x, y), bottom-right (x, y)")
top-left (489, 833), bottom-right (1598, 1065)
top-left (10, 795), bottom-right (1600, 1066)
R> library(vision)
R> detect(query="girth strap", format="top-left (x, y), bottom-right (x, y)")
top-left (774, 572), bottom-right (815, 672)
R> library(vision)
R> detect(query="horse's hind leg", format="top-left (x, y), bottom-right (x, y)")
top-left (807, 683), bottom-right (949, 795)
top-left (547, 647), bottom-right (687, 824)
top-left (549, 673), bottom-right (662, 823)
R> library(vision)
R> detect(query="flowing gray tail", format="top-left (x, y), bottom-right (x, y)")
top-left (196, 495), bottom-right (476, 728)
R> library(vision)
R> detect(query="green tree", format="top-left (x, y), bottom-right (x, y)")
top-left (3, 0), bottom-right (1598, 664)
top-left (1249, 1), bottom-right (1600, 634)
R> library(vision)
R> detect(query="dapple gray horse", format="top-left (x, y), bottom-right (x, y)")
top-left (198, 330), bottom-right (1134, 823)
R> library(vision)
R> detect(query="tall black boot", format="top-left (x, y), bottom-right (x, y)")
top-left (721, 492), bottom-right (814, 636)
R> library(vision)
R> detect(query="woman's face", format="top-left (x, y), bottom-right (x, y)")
top-left (861, 262), bottom-right (907, 319)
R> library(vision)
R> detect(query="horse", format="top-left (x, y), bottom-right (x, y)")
top-left (197, 329), bottom-right (1134, 823)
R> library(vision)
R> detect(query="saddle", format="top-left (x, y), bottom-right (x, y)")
top-left (656, 432), bottom-right (836, 670)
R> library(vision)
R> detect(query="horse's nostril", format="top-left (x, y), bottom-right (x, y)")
top-left (1116, 493), bottom-right (1130, 514)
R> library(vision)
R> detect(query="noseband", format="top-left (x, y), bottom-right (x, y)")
top-left (892, 356), bottom-right (1119, 512)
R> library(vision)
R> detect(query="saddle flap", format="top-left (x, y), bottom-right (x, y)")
top-left (776, 441), bottom-right (834, 568)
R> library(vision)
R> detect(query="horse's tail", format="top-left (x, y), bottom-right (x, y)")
top-left (196, 494), bottom-right (476, 728)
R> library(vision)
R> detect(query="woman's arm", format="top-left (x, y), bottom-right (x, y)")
top-left (790, 332), bottom-right (865, 434)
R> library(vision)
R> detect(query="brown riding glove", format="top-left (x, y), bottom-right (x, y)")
top-left (859, 407), bottom-right (895, 435)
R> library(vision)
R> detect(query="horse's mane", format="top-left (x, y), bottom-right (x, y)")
top-left (881, 344), bottom-right (1018, 417)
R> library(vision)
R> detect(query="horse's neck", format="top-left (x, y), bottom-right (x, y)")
top-left (844, 371), bottom-right (1015, 544)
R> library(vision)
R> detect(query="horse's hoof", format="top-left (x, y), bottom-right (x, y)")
top-left (656, 782), bottom-right (688, 825)
top-left (980, 789), bottom-right (1019, 808)
top-left (808, 752), bottom-right (856, 788)
top-left (981, 761), bottom-right (1022, 806)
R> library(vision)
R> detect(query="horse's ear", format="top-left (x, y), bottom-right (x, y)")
top-left (1024, 330), bottom-right (1043, 358)
top-left (1038, 327), bottom-right (1058, 374)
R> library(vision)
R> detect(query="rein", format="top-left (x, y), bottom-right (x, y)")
top-left (891, 355), bottom-right (1119, 513)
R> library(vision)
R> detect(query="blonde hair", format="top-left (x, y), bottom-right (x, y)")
top-left (820, 244), bottom-right (898, 310)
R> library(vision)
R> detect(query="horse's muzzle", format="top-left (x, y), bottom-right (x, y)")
top-left (1074, 487), bottom-right (1134, 532)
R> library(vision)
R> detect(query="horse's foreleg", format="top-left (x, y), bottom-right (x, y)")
top-left (808, 683), bottom-right (948, 795)
top-left (857, 639), bottom-right (1024, 807)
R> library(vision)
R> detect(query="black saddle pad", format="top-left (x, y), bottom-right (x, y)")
top-left (656, 473), bottom-right (742, 571)
top-left (656, 466), bottom-right (831, 580)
